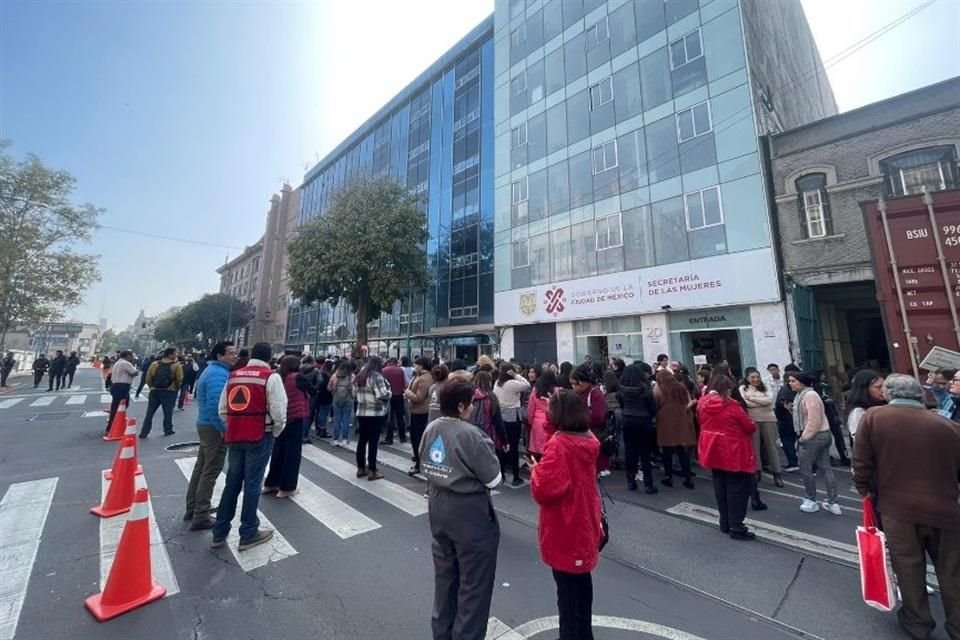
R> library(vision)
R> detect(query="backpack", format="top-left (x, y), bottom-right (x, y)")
top-left (332, 375), bottom-right (352, 407)
top-left (589, 388), bottom-right (620, 457)
top-left (152, 361), bottom-right (174, 388)
top-left (471, 393), bottom-right (505, 451)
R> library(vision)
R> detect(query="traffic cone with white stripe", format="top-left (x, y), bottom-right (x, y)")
top-left (92, 436), bottom-right (137, 518)
top-left (85, 488), bottom-right (166, 621)
top-left (103, 400), bottom-right (128, 441)
top-left (104, 420), bottom-right (142, 480)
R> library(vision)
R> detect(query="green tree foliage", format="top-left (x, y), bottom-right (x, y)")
top-left (156, 293), bottom-right (251, 347)
top-left (0, 141), bottom-right (101, 350)
top-left (287, 178), bottom-right (430, 352)
top-left (99, 328), bottom-right (140, 355)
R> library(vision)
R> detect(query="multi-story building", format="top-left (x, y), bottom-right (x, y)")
top-left (767, 77), bottom-right (960, 381)
top-left (217, 239), bottom-right (263, 347)
top-left (31, 322), bottom-right (100, 358)
top-left (255, 184), bottom-right (300, 352)
top-left (492, 0), bottom-right (836, 371)
top-left (287, 18), bottom-right (496, 361)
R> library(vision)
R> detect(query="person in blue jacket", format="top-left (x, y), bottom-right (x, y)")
top-left (183, 341), bottom-right (238, 530)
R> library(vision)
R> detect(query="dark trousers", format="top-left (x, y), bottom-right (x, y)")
top-left (385, 395), bottom-right (407, 442)
top-left (777, 420), bottom-right (799, 467)
top-left (662, 445), bottom-right (692, 480)
top-left (884, 516), bottom-right (960, 640)
top-left (66, 369), bottom-right (76, 387)
top-left (212, 434), bottom-right (274, 542)
top-left (177, 382), bottom-right (191, 408)
top-left (711, 469), bottom-right (751, 532)
top-left (410, 413), bottom-right (429, 467)
top-left (0, 367), bottom-right (10, 387)
top-left (553, 569), bottom-right (594, 640)
top-left (141, 389), bottom-right (177, 436)
top-left (503, 420), bottom-right (522, 482)
top-left (106, 383), bottom-right (132, 432)
top-left (33, 370), bottom-right (44, 387)
top-left (356, 415), bottom-right (384, 471)
top-left (829, 419), bottom-right (849, 461)
top-left (264, 417), bottom-right (305, 492)
top-left (48, 370), bottom-right (63, 391)
top-left (185, 427), bottom-right (226, 523)
top-left (428, 488), bottom-right (499, 640)
top-left (622, 416), bottom-right (656, 487)
top-left (135, 375), bottom-right (147, 397)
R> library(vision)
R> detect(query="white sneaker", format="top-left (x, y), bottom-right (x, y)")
top-left (599, 470), bottom-right (611, 478)
top-left (333, 440), bottom-right (341, 447)
top-left (800, 498), bottom-right (820, 513)
top-left (822, 501), bottom-right (842, 516)
top-left (341, 439), bottom-right (349, 447)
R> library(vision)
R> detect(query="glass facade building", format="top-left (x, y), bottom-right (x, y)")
top-left (287, 19), bottom-right (496, 360)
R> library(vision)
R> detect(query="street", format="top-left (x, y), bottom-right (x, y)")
top-left (0, 368), bottom-right (950, 640)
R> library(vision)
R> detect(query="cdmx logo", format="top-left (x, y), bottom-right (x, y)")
top-left (545, 286), bottom-right (566, 316)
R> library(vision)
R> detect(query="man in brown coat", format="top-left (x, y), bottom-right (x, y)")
top-left (853, 374), bottom-right (960, 640)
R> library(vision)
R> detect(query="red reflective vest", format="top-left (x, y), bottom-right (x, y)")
top-left (224, 365), bottom-right (273, 444)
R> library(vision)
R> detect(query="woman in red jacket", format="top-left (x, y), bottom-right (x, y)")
top-left (263, 355), bottom-right (309, 498)
top-left (696, 374), bottom-right (758, 540)
top-left (531, 389), bottom-right (603, 640)
top-left (571, 366), bottom-right (608, 476)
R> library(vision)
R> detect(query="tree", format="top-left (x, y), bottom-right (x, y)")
top-left (170, 293), bottom-right (251, 345)
top-left (287, 178), bottom-right (430, 353)
top-left (0, 141), bottom-right (101, 351)
top-left (99, 328), bottom-right (137, 355)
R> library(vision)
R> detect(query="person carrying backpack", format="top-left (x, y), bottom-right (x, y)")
top-left (472, 371), bottom-right (510, 478)
top-left (328, 361), bottom-right (355, 447)
top-left (140, 347), bottom-right (183, 438)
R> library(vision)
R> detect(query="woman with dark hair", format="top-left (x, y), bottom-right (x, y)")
top-left (608, 357), bottom-right (626, 378)
top-left (618, 364), bottom-right (658, 492)
top-left (558, 362), bottom-right (574, 389)
top-left (525, 365), bottom-right (540, 384)
top-left (571, 365), bottom-right (608, 476)
top-left (530, 390), bottom-right (602, 640)
top-left (403, 357), bottom-right (433, 475)
top-left (697, 374), bottom-right (757, 539)
top-left (328, 360), bottom-right (355, 446)
top-left (676, 365), bottom-right (699, 399)
top-left (844, 369), bottom-right (885, 442)
top-left (427, 364), bottom-right (449, 424)
top-left (419, 380), bottom-right (502, 640)
top-left (263, 355), bottom-right (308, 498)
top-left (352, 356), bottom-right (391, 481)
top-left (789, 372), bottom-right (840, 515)
top-left (590, 362), bottom-right (605, 386)
top-left (740, 367), bottom-right (784, 488)
top-left (493, 364), bottom-right (530, 486)
top-left (472, 370), bottom-right (511, 482)
top-left (527, 370), bottom-right (557, 460)
top-left (654, 370), bottom-right (696, 489)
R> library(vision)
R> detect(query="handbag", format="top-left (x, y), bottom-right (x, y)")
top-left (598, 479), bottom-right (611, 551)
top-left (856, 496), bottom-right (897, 612)
top-left (597, 411), bottom-right (620, 457)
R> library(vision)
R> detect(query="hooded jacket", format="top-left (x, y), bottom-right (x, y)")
top-left (696, 391), bottom-right (756, 473)
top-left (531, 430), bottom-right (602, 574)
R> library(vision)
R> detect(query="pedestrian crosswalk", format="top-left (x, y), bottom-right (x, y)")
top-left (0, 393), bottom-right (149, 411)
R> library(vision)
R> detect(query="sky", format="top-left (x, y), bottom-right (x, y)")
top-left (1, 0), bottom-right (958, 331)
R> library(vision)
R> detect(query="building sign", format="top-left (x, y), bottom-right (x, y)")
top-left (495, 248), bottom-right (779, 325)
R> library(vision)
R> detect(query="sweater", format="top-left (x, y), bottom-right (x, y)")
top-left (853, 403), bottom-right (960, 531)
top-left (404, 371), bottom-right (432, 414)
top-left (740, 385), bottom-right (776, 423)
top-left (353, 372), bottom-right (390, 417)
top-left (110, 359), bottom-right (139, 385)
top-left (527, 390), bottom-right (554, 454)
top-left (793, 387), bottom-right (830, 441)
top-left (195, 361), bottom-right (230, 432)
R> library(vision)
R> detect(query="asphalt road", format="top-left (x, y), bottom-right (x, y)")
top-left (0, 367), bottom-right (951, 640)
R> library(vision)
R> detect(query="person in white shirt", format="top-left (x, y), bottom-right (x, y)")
top-left (763, 363), bottom-right (785, 399)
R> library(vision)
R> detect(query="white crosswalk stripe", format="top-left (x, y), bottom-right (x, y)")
top-left (65, 395), bottom-right (86, 405)
top-left (99, 394), bottom-right (111, 404)
top-left (286, 475), bottom-right (381, 539)
top-left (0, 478), bottom-right (58, 640)
top-left (173, 458), bottom-right (297, 572)
top-left (29, 396), bottom-right (54, 407)
top-left (0, 398), bottom-right (23, 409)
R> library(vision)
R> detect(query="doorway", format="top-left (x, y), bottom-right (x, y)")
top-left (686, 330), bottom-right (742, 377)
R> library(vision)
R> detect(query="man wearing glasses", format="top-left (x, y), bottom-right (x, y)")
top-left (183, 341), bottom-right (238, 530)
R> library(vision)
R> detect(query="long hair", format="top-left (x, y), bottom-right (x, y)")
top-left (279, 355), bottom-right (300, 377)
top-left (535, 370), bottom-right (557, 398)
top-left (619, 363), bottom-right (650, 389)
top-left (495, 363), bottom-right (514, 388)
top-left (845, 369), bottom-right (885, 420)
top-left (548, 389), bottom-right (589, 432)
top-left (742, 366), bottom-right (767, 393)
top-left (474, 369), bottom-right (494, 394)
top-left (558, 361), bottom-right (574, 389)
top-left (655, 369), bottom-right (689, 405)
top-left (706, 373), bottom-right (736, 397)
top-left (355, 356), bottom-right (383, 388)
top-left (602, 369), bottom-right (619, 394)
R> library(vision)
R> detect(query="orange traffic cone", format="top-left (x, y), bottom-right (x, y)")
top-left (105, 420), bottom-right (142, 480)
top-left (85, 488), bottom-right (166, 621)
top-left (103, 400), bottom-right (128, 441)
top-left (92, 436), bottom-right (137, 518)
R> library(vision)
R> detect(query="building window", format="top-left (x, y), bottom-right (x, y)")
top-left (880, 145), bottom-right (958, 196)
top-left (511, 23), bottom-right (526, 48)
top-left (592, 140), bottom-right (618, 174)
top-left (511, 177), bottom-right (529, 225)
top-left (669, 28), bottom-right (703, 69)
top-left (596, 213), bottom-right (623, 250)
top-left (512, 71), bottom-right (527, 95)
top-left (676, 101), bottom-right (711, 142)
top-left (684, 186), bottom-right (724, 230)
top-left (586, 17), bottom-right (609, 49)
top-left (512, 239), bottom-right (529, 268)
top-left (512, 122), bottom-right (528, 148)
top-left (795, 173), bottom-right (832, 239)
top-left (589, 77), bottom-right (613, 110)
top-left (511, 177), bottom-right (528, 204)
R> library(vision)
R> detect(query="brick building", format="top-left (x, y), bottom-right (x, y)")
top-left (766, 77), bottom-right (960, 379)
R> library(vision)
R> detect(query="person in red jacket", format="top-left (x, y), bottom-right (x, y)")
top-left (571, 365), bottom-right (608, 477)
top-left (697, 373), bottom-right (758, 540)
top-left (531, 389), bottom-right (603, 640)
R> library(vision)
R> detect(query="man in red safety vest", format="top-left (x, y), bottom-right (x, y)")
top-left (212, 342), bottom-right (287, 551)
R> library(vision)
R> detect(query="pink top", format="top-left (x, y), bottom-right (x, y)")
top-left (527, 389), bottom-right (555, 455)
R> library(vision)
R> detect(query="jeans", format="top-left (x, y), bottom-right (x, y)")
top-left (711, 469), bottom-right (752, 532)
top-left (356, 415), bottom-right (384, 471)
top-left (106, 382), bottom-right (132, 432)
top-left (777, 420), bottom-right (799, 467)
top-left (799, 430), bottom-right (838, 503)
top-left (185, 427), bottom-right (226, 522)
top-left (313, 402), bottom-right (331, 437)
top-left (409, 412), bottom-right (429, 467)
top-left (622, 416), bottom-right (656, 487)
top-left (503, 420), bottom-right (522, 481)
top-left (141, 389), bottom-right (177, 436)
top-left (385, 396), bottom-right (407, 442)
top-left (265, 417), bottom-right (305, 492)
top-left (553, 569), bottom-right (594, 640)
top-left (213, 433), bottom-right (274, 542)
top-left (332, 403), bottom-right (352, 440)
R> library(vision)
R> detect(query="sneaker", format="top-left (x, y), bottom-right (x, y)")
top-left (189, 517), bottom-right (216, 531)
top-left (800, 498), bottom-right (820, 513)
top-left (822, 501), bottom-right (842, 516)
top-left (211, 536), bottom-right (226, 549)
top-left (512, 477), bottom-right (523, 486)
top-left (238, 529), bottom-right (273, 551)
top-left (784, 465), bottom-right (800, 473)
top-left (598, 469), bottom-right (611, 478)
top-left (367, 469), bottom-right (384, 481)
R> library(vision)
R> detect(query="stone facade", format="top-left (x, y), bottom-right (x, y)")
top-left (217, 239), bottom-right (263, 347)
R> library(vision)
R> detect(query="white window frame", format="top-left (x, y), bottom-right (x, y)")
top-left (802, 190), bottom-right (827, 238)
top-left (512, 122), bottom-right (528, 148)
top-left (676, 101), bottom-right (712, 143)
top-left (669, 28), bottom-right (703, 69)
top-left (684, 186), bottom-right (725, 231)
top-left (586, 16), bottom-right (610, 48)
top-left (898, 164), bottom-right (948, 195)
top-left (511, 177), bottom-right (529, 204)
top-left (589, 76), bottom-right (614, 110)
top-left (512, 70), bottom-right (527, 95)
top-left (512, 239), bottom-right (530, 268)
top-left (591, 140), bottom-right (619, 175)
top-left (595, 213), bottom-right (623, 250)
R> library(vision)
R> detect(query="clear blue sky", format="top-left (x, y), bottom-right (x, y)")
top-left (1, 0), bottom-right (957, 330)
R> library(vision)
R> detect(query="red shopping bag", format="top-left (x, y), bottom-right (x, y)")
top-left (856, 496), bottom-right (897, 611)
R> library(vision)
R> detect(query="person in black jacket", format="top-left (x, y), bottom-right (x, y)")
top-left (65, 351), bottom-right (80, 388)
top-left (177, 356), bottom-right (199, 409)
top-left (774, 364), bottom-right (801, 471)
top-left (617, 364), bottom-right (659, 493)
top-left (47, 350), bottom-right (67, 391)
top-left (32, 354), bottom-right (48, 388)
top-left (1, 352), bottom-right (15, 387)
top-left (136, 355), bottom-right (155, 398)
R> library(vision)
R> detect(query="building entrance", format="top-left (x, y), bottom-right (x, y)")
top-left (686, 330), bottom-right (742, 376)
